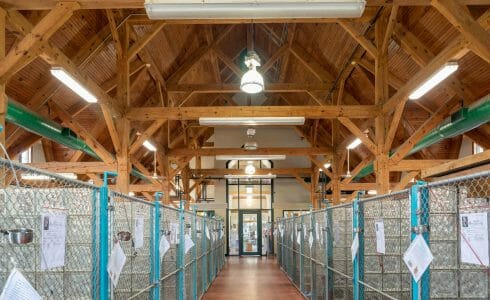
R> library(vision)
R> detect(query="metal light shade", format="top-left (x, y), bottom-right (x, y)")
top-left (240, 68), bottom-right (264, 94)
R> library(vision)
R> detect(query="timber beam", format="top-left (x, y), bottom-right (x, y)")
top-left (168, 147), bottom-right (331, 157)
top-left (126, 105), bottom-right (378, 121)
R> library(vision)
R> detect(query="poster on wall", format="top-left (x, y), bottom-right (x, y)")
top-left (40, 212), bottom-right (67, 270)
top-left (460, 212), bottom-right (489, 266)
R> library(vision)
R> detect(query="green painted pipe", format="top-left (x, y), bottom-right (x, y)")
top-left (7, 99), bottom-right (99, 159)
top-left (7, 98), bottom-right (149, 182)
top-left (354, 96), bottom-right (490, 180)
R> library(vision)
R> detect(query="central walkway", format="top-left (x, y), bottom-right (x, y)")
top-left (203, 256), bottom-right (304, 300)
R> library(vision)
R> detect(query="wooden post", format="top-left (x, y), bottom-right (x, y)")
top-left (331, 120), bottom-right (341, 204)
top-left (115, 22), bottom-right (131, 193)
top-left (0, 9), bottom-right (6, 154)
top-left (374, 12), bottom-right (390, 195)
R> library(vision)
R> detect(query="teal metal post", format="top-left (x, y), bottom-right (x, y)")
top-left (100, 171), bottom-right (117, 300)
top-left (352, 194), bottom-right (364, 300)
top-left (192, 206), bottom-right (197, 300)
top-left (151, 192), bottom-right (162, 300)
top-left (177, 199), bottom-right (185, 300)
top-left (410, 182), bottom-right (430, 300)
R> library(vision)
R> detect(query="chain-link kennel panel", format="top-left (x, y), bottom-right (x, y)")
top-left (0, 159), bottom-right (99, 300)
top-left (108, 192), bottom-right (153, 300)
top-left (424, 171), bottom-right (490, 299)
top-left (183, 210), bottom-right (194, 300)
top-left (360, 191), bottom-right (412, 300)
top-left (195, 215), bottom-right (204, 298)
top-left (329, 203), bottom-right (353, 300)
top-left (159, 205), bottom-right (180, 300)
top-left (311, 210), bottom-right (328, 300)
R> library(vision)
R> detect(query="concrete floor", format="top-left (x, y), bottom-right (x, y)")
top-left (202, 256), bottom-right (304, 300)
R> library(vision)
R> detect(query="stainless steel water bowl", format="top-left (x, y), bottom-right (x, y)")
top-left (5, 228), bottom-right (33, 244)
top-left (117, 231), bottom-right (132, 241)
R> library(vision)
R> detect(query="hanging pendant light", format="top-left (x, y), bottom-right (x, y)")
top-left (241, 51), bottom-right (264, 94)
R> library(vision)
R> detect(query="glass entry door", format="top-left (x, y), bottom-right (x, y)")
top-left (239, 210), bottom-right (261, 255)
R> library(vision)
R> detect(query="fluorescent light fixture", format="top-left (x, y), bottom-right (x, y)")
top-left (145, 1), bottom-right (366, 19)
top-left (143, 140), bottom-right (157, 152)
top-left (50, 67), bottom-right (97, 103)
top-left (216, 155), bottom-right (286, 161)
top-left (199, 117), bottom-right (305, 126)
top-left (408, 62), bottom-right (459, 100)
top-left (21, 173), bottom-right (77, 181)
top-left (323, 162), bottom-right (331, 169)
top-left (225, 174), bottom-right (276, 179)
top-left (367, 190), bottom-right (377, 195)
top-left (128, 191), bottom-right (135, 197)
top-left (347, 138), bottom-right (362, 149)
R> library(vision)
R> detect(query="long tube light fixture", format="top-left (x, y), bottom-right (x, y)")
top-left (224, 174), bottom-right (277, 179)
top-left (50, 67), bottom-right (97, 103)
top-left (216, 155), bottom-right (286, 161)
top-left (347, 137), bottom-right (362, 149)
top-left (199, 117), bottom-right (305, 126)
top-left (143, 140), bottom-right (157, 152)
top-left (21, 173), bottom-right (77, 181)
top-left (145, 1), bottom-right (366, 19)
top-left (408, 62), bottom-right (459, 100)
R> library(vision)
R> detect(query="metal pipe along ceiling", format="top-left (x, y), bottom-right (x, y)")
top-left (6, 98), bottom-right (149, 182)
top-left (354, 95), bottom-right (490, 180)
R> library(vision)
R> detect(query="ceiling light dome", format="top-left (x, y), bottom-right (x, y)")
top-left (245, 161), bottom-right (256, 175)
top-left (241, 51), bottom-right (264, 94)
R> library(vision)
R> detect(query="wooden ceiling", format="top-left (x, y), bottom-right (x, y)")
top-left (0, 1), bottom-right (489, 204)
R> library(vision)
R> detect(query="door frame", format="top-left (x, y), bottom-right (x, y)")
top-left (238, 210), bottom-right (262, 256)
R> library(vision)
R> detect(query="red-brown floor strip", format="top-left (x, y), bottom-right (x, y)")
top-left (202, 256), bottom-right (304, 300)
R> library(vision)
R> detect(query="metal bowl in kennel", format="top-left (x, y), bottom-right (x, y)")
top-left (3, 228), bottom-right (34, 244)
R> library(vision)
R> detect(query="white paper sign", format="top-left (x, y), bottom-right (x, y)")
top-left (351, 233), bottom-right (359, 262)
top-left (403, 235), bottom-right (433, 282)
top-left (315, 223), bottom-right (320, 240)
top-left (296, 230), bottom-right (301, 245)
top-left (205, 226), bottom-right (210, 240)
top-left (41, 212), bottom-right (67, 270)
top-left (375, 220), bottom-right (386, 254)
top-left (170, 223), bottom-right (180, 244)
top-left (159, 236), bottom-right (170, 260)
top-left (134, 216), bottom-right (145, 249)
top-left (0, 268), bottom-right (42, 300)
top-left (107, 242), bottom-right (127, 287)
top-left (460, 212), bottom-right (489, 266)
top-left (184, 234), bottom-right (195, 254)
top-left (309, 232), bottom-right (314, 249)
